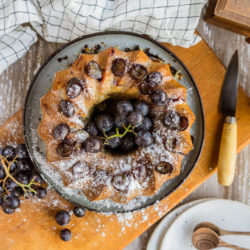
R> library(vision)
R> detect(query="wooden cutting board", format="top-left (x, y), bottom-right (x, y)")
top-left (0, 39), bottom-right (249, 250)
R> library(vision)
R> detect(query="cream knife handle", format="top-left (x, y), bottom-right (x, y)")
top-left (218, 116), bottom-right (237, 186)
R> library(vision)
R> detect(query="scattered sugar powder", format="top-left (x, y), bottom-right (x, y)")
top-left (142, 214), bottom-right (148, 221)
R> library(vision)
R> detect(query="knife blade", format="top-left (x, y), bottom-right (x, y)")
top-left (217, 50), bottom-right (239, 186)
top-left (219, 50), bottom-right (239, 117)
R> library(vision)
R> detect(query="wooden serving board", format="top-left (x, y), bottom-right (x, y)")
top-left (0, 39), bottom-right (249, 250)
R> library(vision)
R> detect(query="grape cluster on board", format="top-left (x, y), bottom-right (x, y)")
top-left (0, 143), bottom-right (87, 241)
top-left (0, 144), bottom-right (47, 214)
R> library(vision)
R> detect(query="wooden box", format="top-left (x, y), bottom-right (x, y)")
top-left (205, 0), bottom-right (250, 37)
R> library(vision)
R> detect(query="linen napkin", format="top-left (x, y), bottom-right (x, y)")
top-left (0, 0), bottom-right (206, 74)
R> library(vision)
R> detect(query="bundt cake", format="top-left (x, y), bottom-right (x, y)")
top-left (38, 46), bottom-right (195, 203)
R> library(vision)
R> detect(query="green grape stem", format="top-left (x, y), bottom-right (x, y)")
top-left (0, 155), bottom-right (40, 196)
top-left (101, 123), bottom-right (136, 145)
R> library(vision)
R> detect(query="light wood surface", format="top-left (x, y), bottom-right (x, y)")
top-left (218, 121), bottom-right (237, 186)
top-left (195, 222), bottom-right (250, 236)
top-left (0, 6), bottom-right (249, 250)
top-left (192, 228), bottom-right (249, 250)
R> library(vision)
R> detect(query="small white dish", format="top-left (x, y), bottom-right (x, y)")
top-left (147, 198), bottom-right (212, 250)
top-left (160, 199), bottom-right (250, 250)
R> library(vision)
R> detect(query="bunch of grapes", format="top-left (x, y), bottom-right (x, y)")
top-left (0, 144), bottom-right (47, 214)
top-left (82, 99), bottom-right (155, 155)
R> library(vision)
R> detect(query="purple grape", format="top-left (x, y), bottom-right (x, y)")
top-left (127, 111), bottom-right (144, 128)
top-left (16, 159), bottom-right (33, 172)
top-left (133, 165), bottom-right (147, 184)
top-left (114, 114), bottom-right (128, 128)
top-left (73, 206), bottom-right (86, 217)
top-left (59, 100), bottom-right (75, 117)
top-left (146, 71), bottom-right (162, 84)
top-left (179, 116), bottom-right (189, 131)
top-left (55, 210), bottom-right (70, 226)
top-left (83, 136), bottom-right (103, 153)
top-left (95, 114), bottom-right (113, 133)
top-left (130, 64), bottom-right (148, 80)
top-left (163, 111), bottom-right (189, 131)
top-left (71, 162), bottom-right (89, 178)
top-left (111, 173), bottom-right (131, 192)
top-left (139, 81), bottom-right (156, 95)
top-left (155, 162), bottom-right (173, 175)
top-left (56, 141), bottom-right (75, 157)
top-left (87, 60), bottom-right (103, 80)
top-left (151, 90), bottom-right (167, 106)
top-left (11, 187), bottom-right (24, 198)
top-left (9, 161), bottom-right (17, 173)
top-left (133, 101), bottom-right (149, 116)
top-left (30, 172), bottom-right (44, 184)
top-left (116, 100), bottom-right (133, 117)
top-left (5, 196), bottom-right (20, 209)
top-left (66, 78), bottom-right (84, 99)
top-left (0, 165), bottom-right (6, 180)
top-left (121, 134), bottom-right (136, 152)
top-left (15, 144), bottom-right (28, 159)
top-left (85, 122), bottom-right (98, 136)
top-left (16, 173), bottom-right (29, 185)
top-left (163, 136), bottom-right (178, 152)
top-left (112, 58), bottom-right (127, 76)
top-left (36, 187), bottom-right (47, 199)
top-left (135, 131), bottom-right (153, 147)
top-left (5, 178), bottom-right (17, 191)
top-left (53, 124), bottom-right (70, 140)
top-left (136, 117), bottom-right (153, 131)
top-left (60, 229), bottom-right (72, 241)
top-left (2, 146), bottom-right (15, 159)
top-left (2, 202), bottom-right (15, 214)
top-left (24, 191), bottom-right (35, 199)
top-left (106, 131), bottom-right (122, 149)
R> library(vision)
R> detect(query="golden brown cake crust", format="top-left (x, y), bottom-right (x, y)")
top-left (38, 47), bottom-right (195, 203)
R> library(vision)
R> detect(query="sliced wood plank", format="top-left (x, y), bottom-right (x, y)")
top-left (0, 39), bottom-right (249, 250)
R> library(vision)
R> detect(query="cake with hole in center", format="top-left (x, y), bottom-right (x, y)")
top-left (38, 47), bottom-right (195, 203)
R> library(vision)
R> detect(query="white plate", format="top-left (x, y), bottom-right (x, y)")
top-left (147, 199), bottom-right (212, 250)
top-left (160, 199), bottom-right (250, 250)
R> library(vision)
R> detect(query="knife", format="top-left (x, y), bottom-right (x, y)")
top-left (217, 50), bottom-right (239, 186)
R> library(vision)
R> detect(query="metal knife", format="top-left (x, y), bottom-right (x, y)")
top-left (217, 50), bottom-right (239, 186)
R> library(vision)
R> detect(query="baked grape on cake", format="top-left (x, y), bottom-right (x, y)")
top-left (38, 46), bottom-right (195, 203)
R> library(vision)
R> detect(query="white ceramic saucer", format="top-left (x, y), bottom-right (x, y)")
top-left (160, 199), bottom-right (250, 250)
top-left (147, 198), bottom-right (212, 250)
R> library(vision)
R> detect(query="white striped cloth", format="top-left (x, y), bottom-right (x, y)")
top-left (0, 0), bottom-right (206, 74)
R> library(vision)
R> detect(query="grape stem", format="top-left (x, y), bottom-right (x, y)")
top-left (0, 155), bottom-right (40, 197)
top-left (101, 124), bottom-right (136, 145)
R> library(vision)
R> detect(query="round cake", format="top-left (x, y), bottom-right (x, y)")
top-left (38, 47), bottom-right (195, 203)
